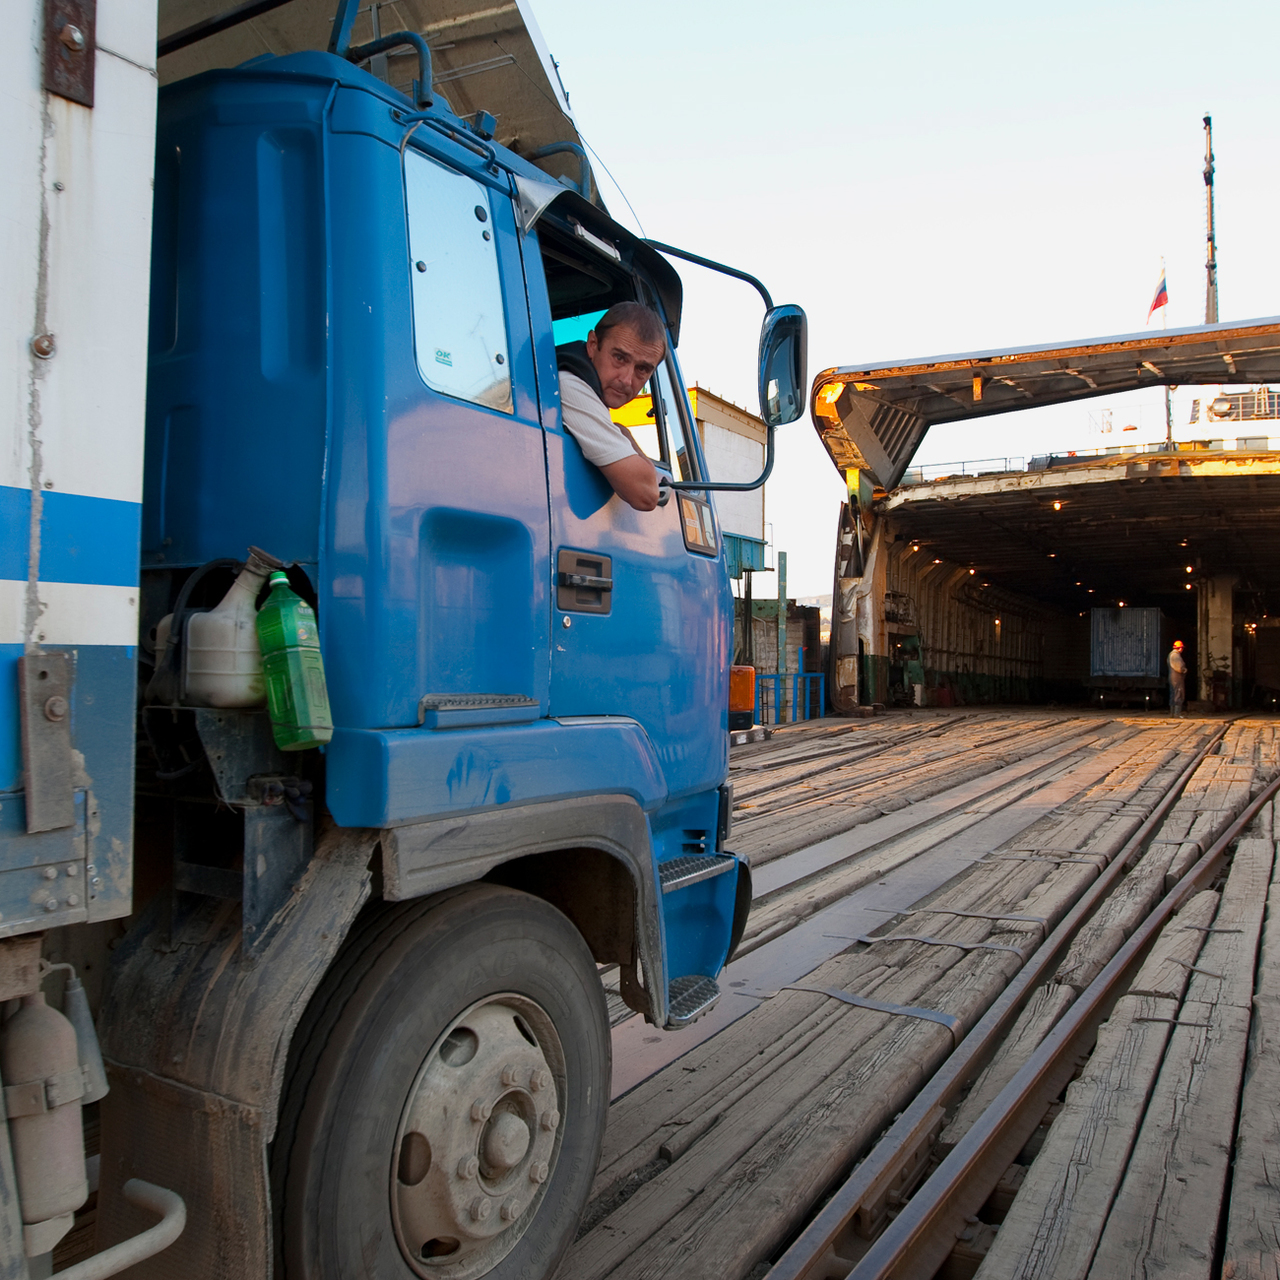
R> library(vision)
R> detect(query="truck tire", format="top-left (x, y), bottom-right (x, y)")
top-left (273, 884), bottom-right (610, 1280)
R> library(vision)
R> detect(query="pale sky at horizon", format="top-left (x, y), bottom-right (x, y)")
top-left (529, 0), bottom-right (1280, 596)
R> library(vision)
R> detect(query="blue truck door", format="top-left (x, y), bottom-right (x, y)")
top-left (518, 219), bottom-right (731, 808)
top-left (525, 263), bottom-right (739, 1002)
top-left (323, 134), bottom-right (552, 739)
top-left (545, 353), bottom-right (729, 803)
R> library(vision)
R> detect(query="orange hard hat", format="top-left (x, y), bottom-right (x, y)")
top-left (1173, 640), bottom-right (1184, 649)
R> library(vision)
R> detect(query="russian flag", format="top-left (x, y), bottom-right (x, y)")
top-left (1147, 269), bottom-right (1169, 322)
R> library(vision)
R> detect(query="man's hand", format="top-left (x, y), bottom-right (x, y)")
top-left (601, 454), bottom-right (660, 511)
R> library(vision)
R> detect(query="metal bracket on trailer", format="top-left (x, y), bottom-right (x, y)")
top-left (17, 653), bottom-right (75, 834)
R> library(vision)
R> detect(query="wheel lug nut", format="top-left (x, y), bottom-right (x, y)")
top-left (457, 1155), bottom-right (479, 1180)
top-left (529, 1067), bottom-right (550, 1092)
top-left (500, 1198), bottom-right (520, 1222)
top-left (471, 1099), bottom-right (493, 1122)
top-left (500, 1063), bottom-right (519, 1086)
top-left (529, 1161), bottom-right (549, 1184)
top-left (540, 1109), bottom-right (560, 1132)
top-left (468, 1196), bottom-right (491, 1222)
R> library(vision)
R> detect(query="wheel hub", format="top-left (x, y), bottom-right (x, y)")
top-left (391, 996), bottom-right (564, 1277)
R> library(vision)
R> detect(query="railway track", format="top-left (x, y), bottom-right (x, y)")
top-left (567, 712), bottom-right (1280, 1280)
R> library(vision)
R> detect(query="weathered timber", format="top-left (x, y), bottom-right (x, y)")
top-left (734, 720), bottom-right (1112, 864)
top-left (743, 728), bottom-right (1183, 951)
top-left (586, 721), bottom-right (1247, 1280)
top-left (1055, 843), bottom-right (1180, 992)
top-left (1086, 835), bottom-right (1274, 1280)
top-left (569, 943), bottom-right (1028, 1280)
top-left (970, 890), bottom-right (1220, 1280)
top-left (945, 728), bottom-right (1268, 1152)
top-left (1223, 809), bottom-right (1280, 1280)
top-left (937, 983), bottom-right (1076, 1155)
top-left (577, 731), bottom-right (1203, 1279)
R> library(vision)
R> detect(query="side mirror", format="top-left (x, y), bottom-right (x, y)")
top-left (758, 305), bottom-right (808, 427)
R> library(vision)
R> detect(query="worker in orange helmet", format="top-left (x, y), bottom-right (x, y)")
top-left (1168, 640), bottom-right (1188, 718)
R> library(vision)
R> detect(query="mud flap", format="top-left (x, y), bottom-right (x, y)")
top-left (95, 825), bottom-right (376, 1279)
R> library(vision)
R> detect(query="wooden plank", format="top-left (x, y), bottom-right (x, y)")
top-left (734, 722), bottom-right (1113, 864)
top-left (1223, 807), bottom-right (1280, 1280)
top-left (744, 730), bottom-right (1180, 950)
top-left (1224, 990), bottom-right (1280, 1280)
top-left (572, 944), bottom-right (1028, 1280)
top-left (582, 720), bottom-right (1222, 1280)
top-left (973, 891), bottom-right (1220, 1280)
top-left (938, 982), bottom-right (1075, 1153)
top-left (1086, 836), bottom-right (1274, 1280)
top-left (942, 734), bottom-right (1227, 1150)
top-left (588, 737), bottom-right (1208, 1274)
top-left (1055, 843), bottom-right (1180, 993)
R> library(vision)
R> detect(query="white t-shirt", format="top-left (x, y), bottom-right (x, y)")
top-left (559, 371), bottom-right (635, 468)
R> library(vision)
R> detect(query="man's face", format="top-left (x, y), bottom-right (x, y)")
top-left (586, 324), bottom-right (666, 409)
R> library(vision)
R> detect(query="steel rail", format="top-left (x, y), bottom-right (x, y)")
top-left (767, 720), bottom-right (1235, 1280)
top-left (844, 764), bottom-right (1280, 1280)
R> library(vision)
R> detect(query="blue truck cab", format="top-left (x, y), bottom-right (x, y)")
top-left (1, 9), bottom-right (805, 1276)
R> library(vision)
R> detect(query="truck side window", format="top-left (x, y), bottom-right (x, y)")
top-left (653, 359), bottom-right (698, 482)
top-left (404, 150), bottom-right (512, 413)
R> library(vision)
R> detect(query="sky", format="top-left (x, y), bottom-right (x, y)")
top-left (528, 0), bottom-right (1280, 596)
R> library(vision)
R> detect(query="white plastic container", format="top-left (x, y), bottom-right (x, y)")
top-left (181, 548), bottom-right (279, 707)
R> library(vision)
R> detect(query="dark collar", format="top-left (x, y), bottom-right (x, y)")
top-left (555, 341), bottom-right (606, 404)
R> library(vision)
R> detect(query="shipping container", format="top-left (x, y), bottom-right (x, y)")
top-left (1086, 607), bottom-right (1173, 706)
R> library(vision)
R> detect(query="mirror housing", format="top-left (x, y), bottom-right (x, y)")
top-left (758, 305), bottom-right (808, 427)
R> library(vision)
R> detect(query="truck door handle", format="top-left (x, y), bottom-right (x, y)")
top-left (557, 572), bottom-right (613, 591)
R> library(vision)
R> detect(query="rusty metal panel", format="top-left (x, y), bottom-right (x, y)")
top-left (17, 653), bottom-right (74, 833)
top-left (43, 0), bottom-right (96, 107)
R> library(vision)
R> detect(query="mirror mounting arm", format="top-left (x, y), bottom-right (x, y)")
top-left (659, 427), bottom-right (777, 496)
top-left (644, 241), bottom-right (774, 310)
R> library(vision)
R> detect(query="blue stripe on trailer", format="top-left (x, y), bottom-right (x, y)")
top-left (0, 490), bottom-right (25, 581)
top-left (0, 486), bottom-right (141, 587)
top-left (0, 643), bottom-right (20, 791)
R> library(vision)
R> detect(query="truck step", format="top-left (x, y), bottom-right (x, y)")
top-left (666, 975), bottom-right (721, 1028)
top-left (659, 854), bottom-right (736, 894)
top-left (416, 694), bottom-right (540, 729)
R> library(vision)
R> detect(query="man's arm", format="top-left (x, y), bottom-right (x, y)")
top-left (601, 452), bottom-right (660, 511)
top-left (559, 372), bottom-right (661, 511)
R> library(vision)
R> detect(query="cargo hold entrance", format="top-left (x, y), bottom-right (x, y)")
top-left (815, 319), bottom-right (1280, 711)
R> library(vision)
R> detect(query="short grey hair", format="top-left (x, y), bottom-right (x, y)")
top-left (593, 301), bottom-right (666, 352)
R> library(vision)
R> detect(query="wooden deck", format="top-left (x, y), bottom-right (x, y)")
top-left (565, 711), bottom-right (1280, 1280)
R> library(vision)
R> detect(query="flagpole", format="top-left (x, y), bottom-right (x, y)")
top-left (1204, 114), bottom-right (1218, 324)
top-left (1162, 257), bottom-right (1173, 450)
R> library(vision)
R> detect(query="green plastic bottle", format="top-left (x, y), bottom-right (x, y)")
top-left (256, 571), bottom-right (333, 750)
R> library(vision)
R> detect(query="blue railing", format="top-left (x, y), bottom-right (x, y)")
top-left (754, 670), bottom-right (826, 726)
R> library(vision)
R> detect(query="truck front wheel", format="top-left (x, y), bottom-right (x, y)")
top-left (274, 884), bottom-right (610, 1279)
